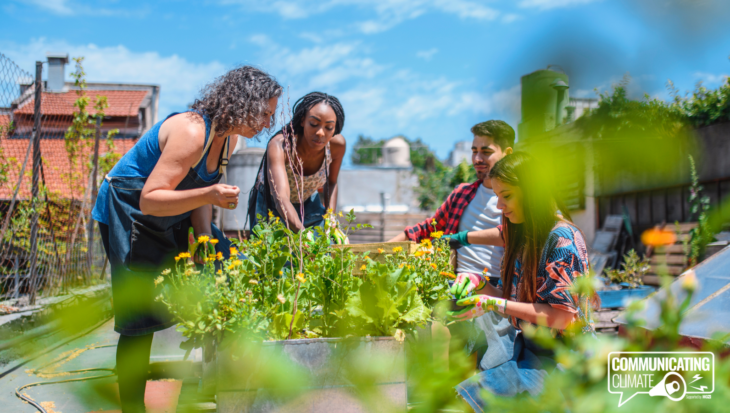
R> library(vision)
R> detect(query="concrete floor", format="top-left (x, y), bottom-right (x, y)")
top-left (0, 319), bottom-right (196, 413)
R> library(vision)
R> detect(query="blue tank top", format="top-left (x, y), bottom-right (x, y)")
top-left (92, 111), bottom-right (224, 225)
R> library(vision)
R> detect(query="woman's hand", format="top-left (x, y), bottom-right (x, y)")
top-left (207, 184), bottom-right (240, 210)
top-left (450, 273), bottom-right (485, 300)
top-left (448, 294), bottom-right (507, 321)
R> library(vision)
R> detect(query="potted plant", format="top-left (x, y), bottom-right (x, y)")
top-left (156, 210), bottom-right (453, 412)
top-left (598, 249), bottom-right (655, 309)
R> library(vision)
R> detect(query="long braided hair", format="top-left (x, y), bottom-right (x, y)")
top-left (284, 92), bottom-right (345, 138)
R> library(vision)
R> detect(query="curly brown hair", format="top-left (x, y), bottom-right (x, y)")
top-left (191, 66), bottom-right (283, 135)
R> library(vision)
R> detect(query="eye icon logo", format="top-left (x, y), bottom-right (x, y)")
top-left (648, 372), bottom-right (686, 402)
top-left (608, 352), bottom-right (714, 406)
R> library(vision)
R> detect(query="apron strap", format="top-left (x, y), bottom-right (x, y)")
top-left (192, 120), bottom-right (217, 170)
top-left (219, 136), bottom-right (230, 183)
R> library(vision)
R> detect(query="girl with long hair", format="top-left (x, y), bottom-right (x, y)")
top-left (445, 151), bottom-right (596, 411)
top-left (249, 91), bottom-right (346, 231)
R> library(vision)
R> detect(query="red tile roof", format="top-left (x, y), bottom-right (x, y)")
top-left (1, 135), bottom-right (138, 200)
top-left (14, 90), bottom-right (148, 117)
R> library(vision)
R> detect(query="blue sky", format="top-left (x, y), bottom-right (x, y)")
top-left (2, 0), bottom-right (729, 163)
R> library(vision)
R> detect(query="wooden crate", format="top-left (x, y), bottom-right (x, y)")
top-left (332, 241), bottom-right (419, 275)
top-left (642, 222), bottom-right (696, 286)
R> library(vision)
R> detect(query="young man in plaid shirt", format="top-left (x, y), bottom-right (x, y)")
top-left (389, 120), bottom-right (515, 371)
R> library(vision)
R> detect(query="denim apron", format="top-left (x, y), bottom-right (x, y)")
top-left (106, 120), bottom-right (232, 336)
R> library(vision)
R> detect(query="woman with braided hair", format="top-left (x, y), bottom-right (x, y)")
top-left (249, 91), bottom-right (346, 231)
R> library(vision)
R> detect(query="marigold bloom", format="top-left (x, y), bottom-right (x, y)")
top-left (440, 271), bottom-right (456, 279)
top-left (430, 231), bottom-right (444, 239)
top-left (377, 248), bottom-right (385, 253)
top-left (210, 239), bottom-right (219, 245)
top-left (216, 252), bottom-right (223, 261)
top-left (414, 251), bottom-right (425, 257)
top-left (360, 264), bottom-right (367, 271)
top-left (197, 235), bottom-right (210, 243)
top-left (295, 273), bottom-right (306, 283)
top-left (430, 263), bottom-right (437, 270)
top-left (230, 247), bottom-right (238, 255)
top-left (393, 246), bottom-right (403, 253)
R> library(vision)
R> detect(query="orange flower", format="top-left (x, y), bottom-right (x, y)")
top-left (377, 248), bottom-right (385, 254)
top-left (430, 263), bottom-right (437, 270)
top-left (440, 271), bottom-right (456, 279)
top-left (414, 251), bottom-right (425, 257)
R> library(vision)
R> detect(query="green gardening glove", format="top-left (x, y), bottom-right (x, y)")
top-left (448, 295), bottom-right (507, 321)
top-left (442, 231), bottom-right (470, 249)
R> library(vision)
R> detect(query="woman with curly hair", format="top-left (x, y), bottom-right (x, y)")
top-left (91, 66), bottom-right (282, 413)
top-left (249, 91), bottom-right (346, 231)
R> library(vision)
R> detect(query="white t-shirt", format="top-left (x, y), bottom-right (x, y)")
top-left (456, 184), bottom-right (504, 278)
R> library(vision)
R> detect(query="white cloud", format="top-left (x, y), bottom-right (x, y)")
top-left (223, 0), bottom-right (500, 34)
top-left (416, 48), bottom-right (438, 61)
top-left (0, 38), bottom-right (227, 116)
top-left (502, 13), bottom-right (522, 23)
top-left (518, 0), bottom-right (602, 10)
top-left (13, 0), bottom-right (147, 16)
top-left (694, 72), bottom-right (729, 86)
top-left (18, 0), bottom-right (72, 15)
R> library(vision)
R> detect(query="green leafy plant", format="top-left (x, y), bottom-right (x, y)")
top-left (687, 155), bottom-right (714, 267)
top-left (157, 211), bottom-right (453, 350)
top-left (603, 249), bottom-right (648, 288)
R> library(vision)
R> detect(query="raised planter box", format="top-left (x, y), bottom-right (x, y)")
top-left (216, 336), bottom-right (407, 413)
top-left (597, 285), bottom-right (656, 309)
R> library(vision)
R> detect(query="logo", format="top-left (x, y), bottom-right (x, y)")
top-left (607, 352), bottom-right (714, 406)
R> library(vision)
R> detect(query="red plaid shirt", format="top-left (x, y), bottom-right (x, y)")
top-left (404, 180), bottom-right (482, 243)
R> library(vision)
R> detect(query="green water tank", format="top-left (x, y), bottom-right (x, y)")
top-left (518, 68), bottom-right (570, 142)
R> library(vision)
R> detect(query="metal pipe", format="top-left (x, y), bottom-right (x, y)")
top-left (28, 61), bottom-right (43, 305)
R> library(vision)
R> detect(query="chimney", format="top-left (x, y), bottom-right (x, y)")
top-left (46, 52), bottom-right (69, 92)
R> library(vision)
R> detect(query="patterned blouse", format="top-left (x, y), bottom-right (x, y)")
top-left (499, 221), bottom-right (596, 335)
top-left (284, 135), bottom-right (332, 202)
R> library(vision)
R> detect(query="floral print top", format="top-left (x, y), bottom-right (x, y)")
top-left (498, 221), bottom-right (596, 335)
top-left (285, 135), bottom-right (332, 202)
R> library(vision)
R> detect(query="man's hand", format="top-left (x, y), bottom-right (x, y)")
top-left (442, 231), bottom-right (470, 249)
top-left (207, 184), bottom-right (240, 210)
top-left (450, 273), bottom-right (486, 300)
top-left (448, 294), bottom-right (507, 321)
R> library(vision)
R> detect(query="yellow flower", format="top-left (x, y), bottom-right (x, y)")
top-left (210, 239), bottom-right (219, 245)
top-left (414, 251), bottom-right (424, 257)
top-left (216, 252), bottom-right (223, 261)
top-left (425, 257), bottom-right (431, 261)
top-left (440, 271), bottom-right (456, 279)
top-left (295, 273), bottom-right (306, 283)
top-left (430, 231), bottom-right (444, 239)
top-left (431, 219), bottom-right (437, 226)
top-left (327, 208), bottom-right (334, 215)
top-left (277, 294), bottom-right (286, 304)
top-left (436, 248), bottom-right (442, 252)
top-left (338, 211), bottom-right (343, 217)
top-left (360, 264), bottom-right (367, 271)
top-left (392, 246), bottom-right (403, 253)
top-left (178, 252), bottom-right (191, 259)
top-left (175, 256), bottom-right (181, 262)
top-left (279, 271), bottom-right (283, 276)
top-left (217, 269), bottom-right (222, 275)
top-left (268, 210), bottom-right (274, 218)
top-left (232, 260), bottom-right (243, 267)
top-left (399, 263), bottom-right (405, 268)
top-left (197, 235), bottom-right (210, 243)
top-left (230, 247), bottom-right (238, 255)
top-left (249, 279), bottom-right (259, 285)
top-left (430, 263), bottom-right (437, 270)
top-left (377, 248), bottom-right (385, 253)
top-left (421, 239), bottom-right (432, 248)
